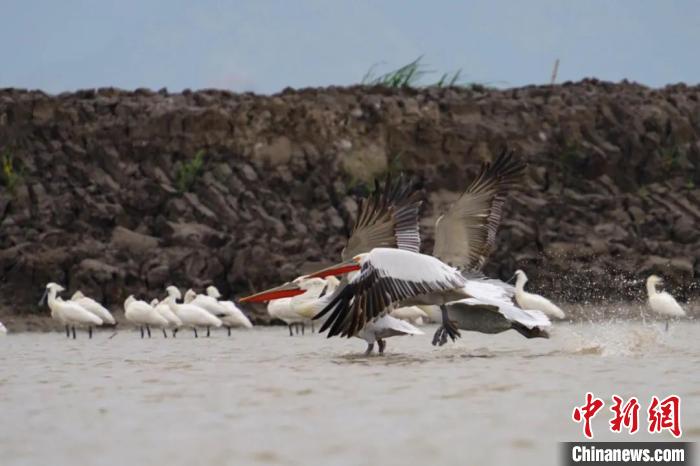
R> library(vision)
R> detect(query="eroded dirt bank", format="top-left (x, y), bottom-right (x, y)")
top-left (1, 80), bottom-right (699, 322)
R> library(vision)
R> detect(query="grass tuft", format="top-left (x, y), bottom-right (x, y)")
top-left (1, 150), bottom-right (22, 195)
top-left (176, 150), bottom-right (205, 194)
top-left (361, 57), bottom-right (492, 89)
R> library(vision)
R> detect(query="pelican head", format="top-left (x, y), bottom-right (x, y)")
top-left (165, 286), bottom-right (182, 300)
top-left (71, 290), bottom-right (85, 300)
top-left (124, 295), bottom-right (136, 308)
top-left (150, 298), bottom-right (159, 307)
top-left (184, 289), bottom-right (197, 303)
top-left (206, 286), bottom-right (221, 299)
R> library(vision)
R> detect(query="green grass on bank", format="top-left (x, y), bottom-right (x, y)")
top-left (361, 56), bottom-right (493, 90)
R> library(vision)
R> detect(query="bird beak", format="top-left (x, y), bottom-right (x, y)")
top-left (306, 259), bottom-right (361, 279)
top-left (239, 282), bottom-right (306, 303)
top-left (38, 288), bottom-right (48, 306)
top-left (506, 274), bottom-right (516, 284)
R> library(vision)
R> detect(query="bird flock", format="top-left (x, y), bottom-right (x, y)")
top-left (34, 283), bottom-right (252, 339)
top-left (0, 150), bottom-right (688, 349)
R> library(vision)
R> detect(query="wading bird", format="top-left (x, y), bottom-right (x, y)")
top-left (40, 283), bottom-right (102, 339)
top-left (71, 291), bottom-right (117, 326)
top-left (205, 286), bottom-right (253, 335)
top-left (646, 275), bottom-right (685, 331)
top-left (166, 286), bottom-right (221, 337)
top-left (266, 276), bottom-right (338, 335)
top-left (150, 298), bottom-right (182, 337)
top-left (512, 270), bottom-right (566, 319)
top-left (124, 296), bottom-right (169, 338)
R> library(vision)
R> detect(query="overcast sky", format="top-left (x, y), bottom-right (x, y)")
top-left (2, 0), bottom-right (698, 94)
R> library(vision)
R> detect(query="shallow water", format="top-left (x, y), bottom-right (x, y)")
top-left (1, 320), bottom-right (698, 466)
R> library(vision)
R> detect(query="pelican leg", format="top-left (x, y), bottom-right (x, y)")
top-left (288, 324), bottom-right (293, 336)
top-left (431, 305), bottom-right (461, 346)
top-left (172, 328), bottom-right (178, 338)
top-left (65, 325), bottom-right (70, 338)
top-left (227, 326), bottom-right (231, 337)
top-left (162, 328), bottom-right (168, 338)
top-left (71, 326), bottom-right (76, 339)
top-left (311, 321), bottom-right (315, 333)
top-left (146, 325), bottom-right (151, 338)
top-left (665, 320), bottom-right (669, 332)
top-left (206, 327), bottom-right (211, 338)
top-left (377, 339), bottom-right (386, 354)
top-left (364, 343), bottom-right (374, 355)
top-left (194, 328), bottom-right (198, 338)
top-left (140, 326), bottom-right (144, 338)
top-left (301, 322), bottom-right (305, 335)
top-left (88, 326), bottom-right (93, 339)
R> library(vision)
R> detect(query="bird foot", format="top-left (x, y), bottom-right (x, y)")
top-left (431, 321), bottom-right (461, 346)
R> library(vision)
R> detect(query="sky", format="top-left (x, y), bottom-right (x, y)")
top-left (1, 0), bottom-right (698, 94)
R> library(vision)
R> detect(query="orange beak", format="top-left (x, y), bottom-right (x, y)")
top-left (306, 259), bottom-right (361, 279)
top-left (240, 282), bottom-right (306, 303)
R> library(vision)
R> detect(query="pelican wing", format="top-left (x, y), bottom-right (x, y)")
top-left (316, 248), bottom-right (465, 338)
top-left (432, 149), bottom-right (525, 271)
top-left (342, 173), bottom-right (422, 260)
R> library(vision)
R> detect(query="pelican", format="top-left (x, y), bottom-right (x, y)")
top-left (150, 298), bottom-right (182, 337)
top-left (512, 270), bottom-right (566, 319)
top-left (646, 275), bottom-right (686, 331)
top-left (124, 296), bottom-right (169, 338)
top-left (266, 276), bottom-right (337, 336)
top-left (166, 286), bottom-right (221, 337)
top-left (390, 306), bottom-right (428, 324)
top-left (244, 154), bottom-right (551, 352)
top-left (302, 248), bottom-right (550, 345)
top-left (205, 286), bottom-right (253, 335)
top-left (39, 283), bottom-right (102, 338)
top-left (0, 322), bottom-right (7, 335)
top-left (71, 291), bottom-right (117, 325)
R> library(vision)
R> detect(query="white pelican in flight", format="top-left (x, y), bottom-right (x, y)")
top-left (71, 291), bottom-right (117, 325)
top-left (304, 248), bottom-right (550, 344)
top-left (243, 151), bottom-right (550, 351)
top-left (646, 275), bottom-right (686, 331)
top-left (40, 283), bottom-right (102, 339)
top-left (512, 270), bottom-right (566, 319)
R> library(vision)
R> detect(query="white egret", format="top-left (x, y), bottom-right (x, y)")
top-left (513, 270), bottom-right (566, 319)
top-left (646, 275), bottom-right (686, 331)
top-left (40, 283), bottom-right (102, 339)
top-left (124, 295), bottom-right (168, 338)
top-left (71, 291), bottom-right (116, 325)
top-left (166, 286), bottom-right (221, 338)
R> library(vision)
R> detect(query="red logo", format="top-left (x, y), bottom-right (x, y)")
top-left (648, 395), bottom-right (682, 438)
top-left (609, 395), bottom-right (640, 434)
top-left (572, 392), bottom-right (605, 439)
top-left (573, 393), bottom-right (682, 438)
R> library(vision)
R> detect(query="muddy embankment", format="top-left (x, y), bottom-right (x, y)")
top-left (1, 79), bottom-right (700, 327)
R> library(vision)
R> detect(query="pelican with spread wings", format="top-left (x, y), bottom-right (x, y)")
top-left (243, 150), bottom-right (551, 351)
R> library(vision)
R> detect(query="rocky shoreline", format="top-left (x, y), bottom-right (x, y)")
top-left (1, 80), bottom-right (699, 324)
